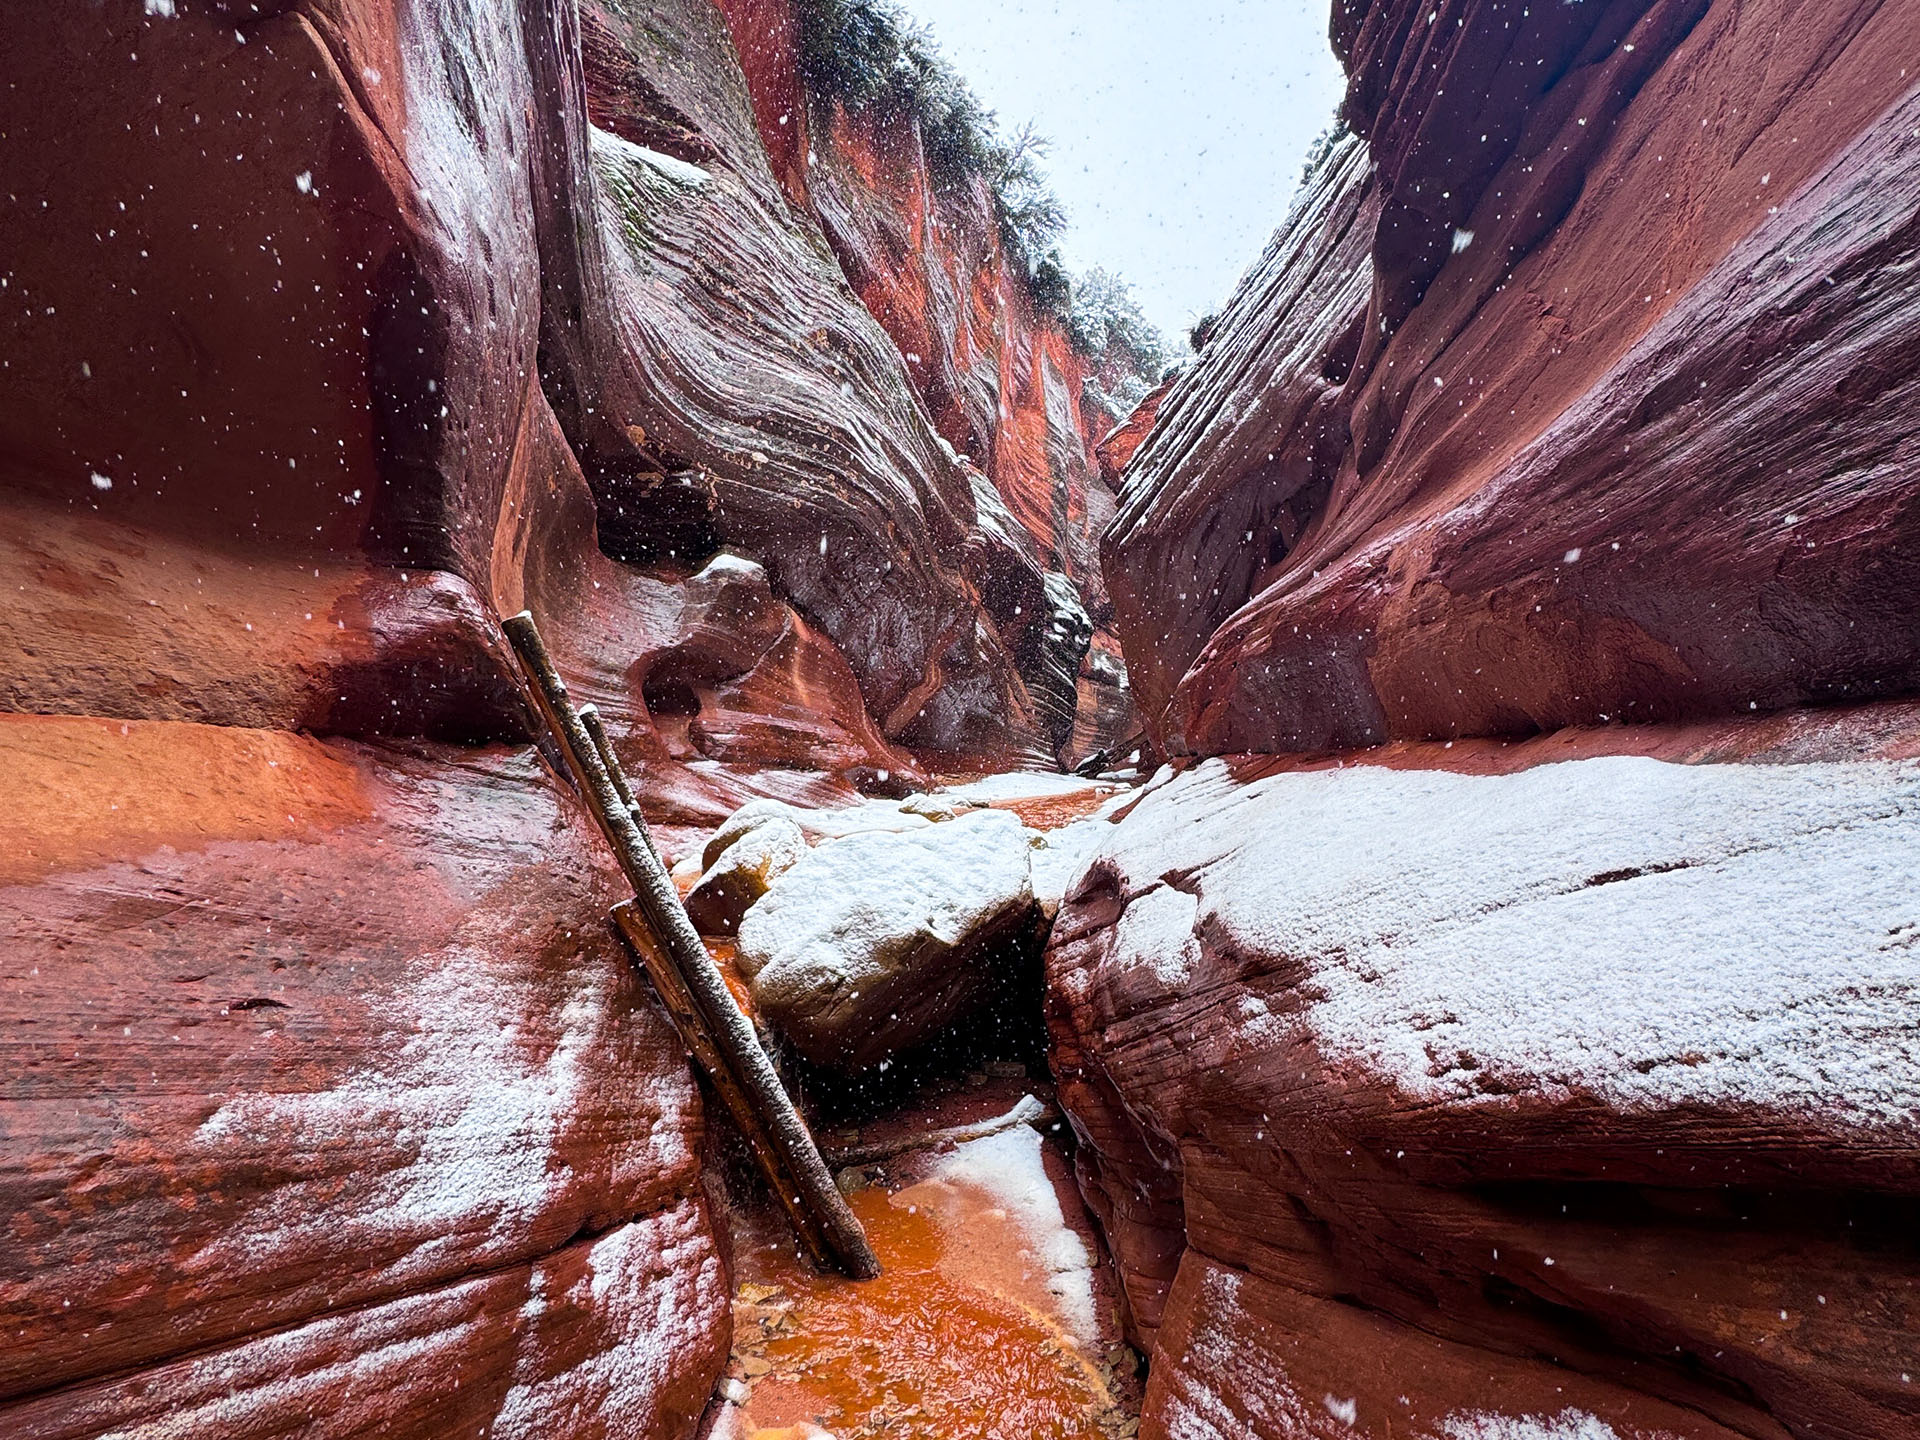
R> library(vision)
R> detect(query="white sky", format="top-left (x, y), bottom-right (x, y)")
top-left (897, 0), bottom-right (1348, 341)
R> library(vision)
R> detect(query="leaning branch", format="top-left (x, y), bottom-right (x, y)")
top-left (503, 612), bottom-right (880, 1280)
top-left (826, 1093), bottom-right (1060, 1167)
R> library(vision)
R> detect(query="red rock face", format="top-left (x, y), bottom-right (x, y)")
top-left (1047, 703), bottom-right (1920, 1440)
top-left (0, 719), bottom-right (727, 1437)
top-left (1083, 13), bottom-right (1920, 1436)
top-left (1096, 380), bottom-right (1172, 492)
top-left (0, 0), bottom-right (1076, 1431)
top-left (540, 0), bottom-right (1072, 769)
top-left (1108, 0), bottom-right (1920, 756)
top-left (711, 0), bottom-right (1139, 764)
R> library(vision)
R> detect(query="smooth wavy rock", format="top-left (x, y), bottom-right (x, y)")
top-left (537, 0), bottom-right (1054, 762)
top-left (1046, 705), bottom-right (1920, 1440)
top-left (0, 718), bottom-right (725, 1436)
top-left (1109, 0), bottom-right (1920, 756)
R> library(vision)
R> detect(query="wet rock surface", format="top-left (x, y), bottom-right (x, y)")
top-left (688, 814), bottom-right (811, 937)
top-left (1046, 706), bottom-right (1920, 1440)
top-left (712, 1078), bottom-right (1143, 1440)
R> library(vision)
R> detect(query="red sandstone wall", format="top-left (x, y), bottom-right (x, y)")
top-left (0, 0), bottom-right (1070, 1430)
top-left (713, 0), bottom-right (1134, 762)
top-left (1109, 0), bottom-right (1920, 757)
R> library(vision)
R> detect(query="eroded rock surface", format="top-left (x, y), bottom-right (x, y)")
top-left (0, 717), bottom-right (727, 1436)
top-left (0, 0), bottom-right (1120, 1432)
top-left (1109, 0), bottom-right (1920, 756)
top-left (1047, 708), bottom-right (1920, 1440)
top-left (711, 0), bottom-right (1144, 766)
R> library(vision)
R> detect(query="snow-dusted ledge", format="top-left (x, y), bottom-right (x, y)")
top-left (1075, 754), bottom-right (1920, 1131)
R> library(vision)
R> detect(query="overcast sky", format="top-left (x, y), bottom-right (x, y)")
top-left (897, 0), bottom-right (1348, 342)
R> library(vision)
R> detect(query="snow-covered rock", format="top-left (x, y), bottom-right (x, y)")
top-left (1072, 753), bottom-right (1920, 1128)
top-left (700, 797), bottom-right (930, 870)
top-left (736, 808), bottom-right (1039, 1070)
top-left (1049, 738), bottom-right (1920, 1440)
top-left (1028, 819), bottom-right (1114, 920)
top-left (685, 816), bottom-right (807, 936)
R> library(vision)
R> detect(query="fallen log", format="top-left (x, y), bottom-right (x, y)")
top-left (825, 1093), bottom-right (1060, 1167)
top-left (578, 703), bottom-right (660, 863)
top-left (503, 611), bottom-right (881, 1280)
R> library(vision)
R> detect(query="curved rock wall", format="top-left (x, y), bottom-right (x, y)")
top-left (1109, 0), bottom-right (1920, 756)
top-left (540, 0), bottom-right (1067, 766)
top-left (1071, 3), bottom-right (1920, 1437)
top-left (1048, 706), bottom-right (1920, 1440)
top-left (0, 0), bottom-right (1100, 1432)
top-left (713, 0), bottom-right (1138, 764)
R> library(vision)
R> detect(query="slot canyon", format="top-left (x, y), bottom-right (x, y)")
top-left (1, 1), bottom-right (1916, 1438)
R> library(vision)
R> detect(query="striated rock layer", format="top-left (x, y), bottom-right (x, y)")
top-left (0, 0), bottom-right (1117, 1432)
top-left (713, 0), bottom-right (1140, 765)
top-left (1047, 704), bottom-right (1920, 1440)
top-left (553, 0), bottom-right (1057, 765)
top-left (1080, 8), bottom-right (1920, 1433)
top-left (0, 719), bottom-right (726, 1438)
top-left (1108, 0), bottom-right (1920, 756)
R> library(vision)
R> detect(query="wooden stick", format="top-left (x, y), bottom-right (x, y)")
top-left (578, 704), bottom-right (658, 861)
top-left (825, 1094), bottom-right (1059, 1167)
top-left (503, 612), bottom-right (880, 1279)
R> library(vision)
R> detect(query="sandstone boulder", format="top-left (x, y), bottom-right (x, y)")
top-left (686, 815), bottom-right (808, 937)
top-left (737, 808), bottom-right (1039, 1070)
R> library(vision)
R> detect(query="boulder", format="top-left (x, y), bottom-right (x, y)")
top-left (1046, 706), bottom-right (1920, 1440)
top-left (737, 808), bottom-right (1039, 1070)
top-left (685, 815), bottom-right (808, 936)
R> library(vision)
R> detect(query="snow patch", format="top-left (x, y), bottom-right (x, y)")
top-left (192, 934), bottom-right (692, 1280)
top-left (693, 551), bottom-right (764, 583)
top-left (935, 771), bottom-right (1114, 806)
top-left (1096, 755), bottom-right (1920, 1130)
top-left (593, 126), bottom-right (711, 188)
top-left (1114, 882), bottom-right (1202, 988)
top-left (929, 1125), bottom-right (1099, 1344)
top-left (490, 1215), bottom-right (723, 1439)
top-left (1432, 1409), bottom-right (1651, 1440)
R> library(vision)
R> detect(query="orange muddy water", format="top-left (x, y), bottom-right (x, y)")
top-left (710, 1084), bottom-right (1141, 1440)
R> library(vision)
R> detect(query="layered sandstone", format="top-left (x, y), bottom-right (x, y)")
top-left (0, 0), bottom-right (1107, 1433)
top-left (1073, 4), bottom-right (1920, 1436)
top-left (713, 0), bottom-right (1143, 764)
top-left (1048, 706), bottom-right (1920, 1440)
top-left (0, 719), bottom-right (726, 1438)
top-left (1108, 0), bottom-right (1920, 756)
